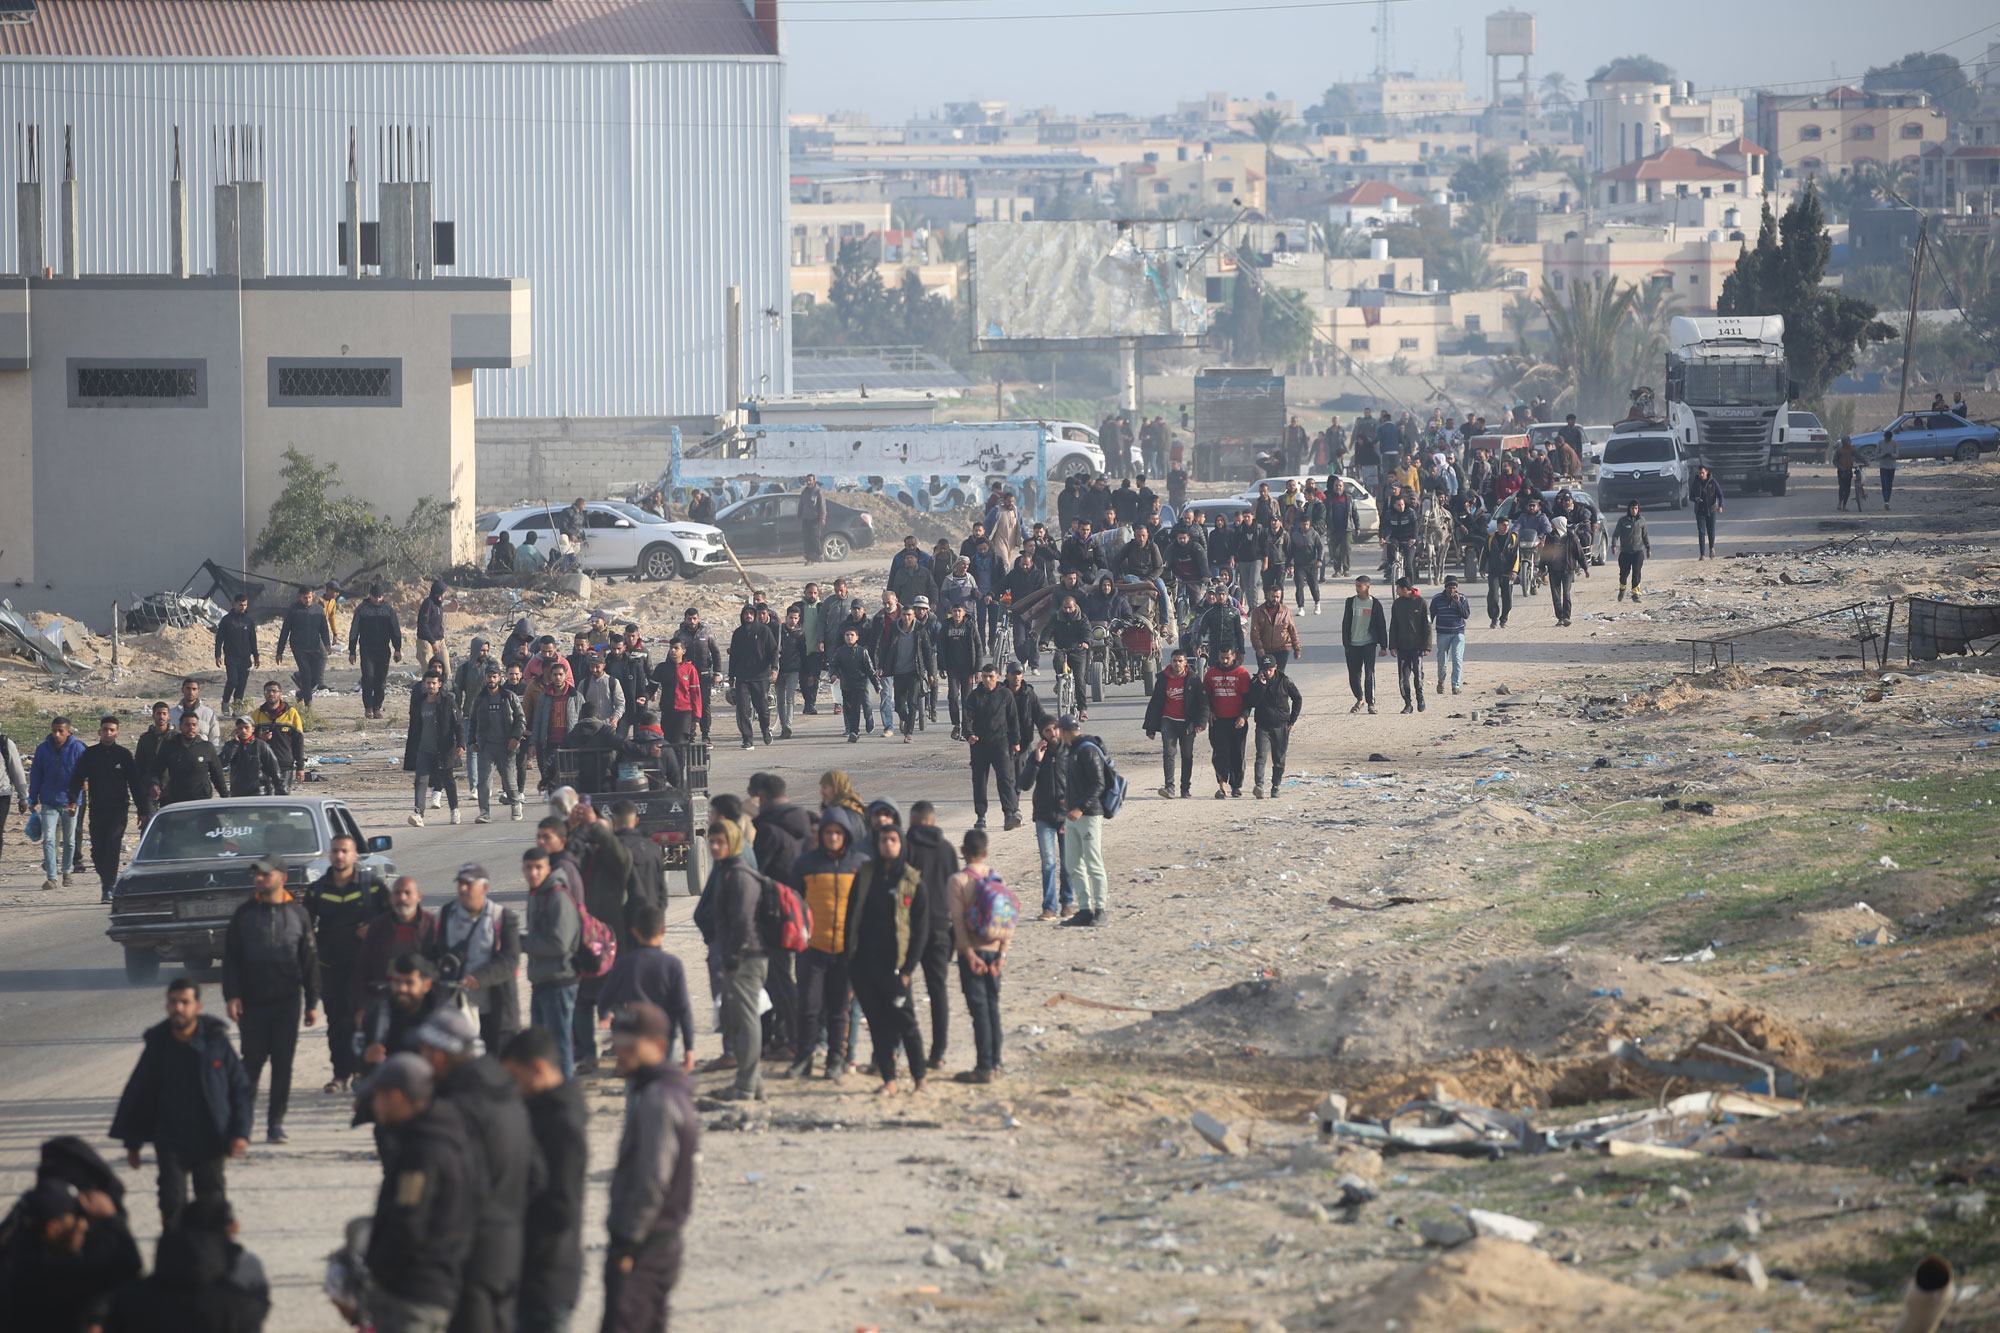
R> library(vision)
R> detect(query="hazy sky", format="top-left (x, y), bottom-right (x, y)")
top-left (785, 0), bottom-right (1998, 125)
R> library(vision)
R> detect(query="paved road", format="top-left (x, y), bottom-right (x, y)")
top-left (0, 465), bottom-right (1902, 1325)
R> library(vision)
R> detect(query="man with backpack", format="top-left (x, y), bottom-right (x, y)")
top-left (1247, 656), bottom-right (1303, 799)
top-left (948, 828), bottom-right (1015, 1084)
top-left (552, 788), bottom-right (634, 1070)
top-left (522, 847), bottom-right (583, 1078)
top-left (1057, 715), bottom-right (1114, 928)
top-left (468, 660), bottom-right (527, 824)
top-left (905, 802), bottom-right (961, 1075)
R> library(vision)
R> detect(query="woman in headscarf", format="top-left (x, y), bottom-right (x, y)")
top-left (818, 769), bottom-right (864, 822)
top-left (842, 822), bottom-right (930, 1096)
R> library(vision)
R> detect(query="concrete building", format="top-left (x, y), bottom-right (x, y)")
top-left (1325, 180), bottom-right (1428, 227)
top-left (0, 273), bottom-right (530, 623)
top-left (1755, 87), bottom-right (1947, 183)
top-left (1118, 144), bottom-right (1267, 213)
top-left (0, 0), bottom-right (788, 424)
top-left (1172, 92), bottom-right (1295, 137)
top-left (1594, 142), bottom-right (1772, 229)
top-left (1541, 232), bottom-right (1745, 310)
top-left (1584, 65), bottom-right (1745, 173)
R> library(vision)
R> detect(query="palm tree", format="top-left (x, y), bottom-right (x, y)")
top-left (1539, 71), bottom-right (1575, 110)
top-left (1618, 280), bottom-right (1682, 399)
top-left (1312, 220), bottom-right (1369, 259)
top-left (1247, 108), bottom-right (1288, 149)
top-left (1436, 236), bottom-right (1499, 291)
top-left (1460, 195), bottom-right (1509, 243)
top-left (1536, 276), bottom-right (1639, 420)
top-left (1517, 146), bottom-right (1571, 176)
top-left (1503, 293), bottom-right (1537, 353)
top-left (1563, 163), bottom-right (1593, 209)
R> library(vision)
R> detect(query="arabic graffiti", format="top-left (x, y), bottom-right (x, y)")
top-left (671, 473), bottom-right (1044, 518)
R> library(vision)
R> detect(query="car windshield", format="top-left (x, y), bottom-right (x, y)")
top-left (1603, 438), bottom-right (1676, 464)
top-left (1683, 362), bottom-right (1787, 407)
top-left (714, 498), bottom-right (755, 521)
top-left (475, 514), bottom-right (500, 532)
top-left (604, 502), bottom-right (667, 524)
top-left (136, 805), bottom-right (320, 862)
top-left (1788, 412), bottom-right (1823, 429)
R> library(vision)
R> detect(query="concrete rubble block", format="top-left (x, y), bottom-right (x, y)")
top-left (1730, 1252), bottom-right (1769, 1292)
top-left (923, 1242), bottom-right (959, 1269)
top-left (1314, 1090), bottom-right (1349, 1135)
top-left (1336, 1173), bottom-right (1379, 1207)
top-left (1420, 1216), bottom-right (1476, 1248)
top-left (1466, 1209), bottom-right (1542, 1244)
top-left (1191, 1111), bottom-right (1246, 1156)
top-left (1282, 1200), bottom-right (1332, 1223)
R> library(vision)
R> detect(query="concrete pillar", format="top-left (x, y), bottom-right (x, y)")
top-left (412, 180), bottom-right (434, 279)
top-left (168, 178), bottom-right (189, 278)
top-left (214, 183), bottom-right (240, 276)
top-left (58, 176), bottom-right (79, 278)
top-left (16, 183), bottom-right (42, 275)
top-left (724, 284), bottom-right (742, 419)
top-left (234, 180), bottom-right (266, 279)
top-left (343, 178), bottom-right (361, 278)
top-left (378, 182), bottom-right (414, 279)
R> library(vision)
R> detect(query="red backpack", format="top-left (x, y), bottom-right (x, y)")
top-left (755, 873), bottom-right (813, 953)
top-left (550, 876), bottom-right (618, 978)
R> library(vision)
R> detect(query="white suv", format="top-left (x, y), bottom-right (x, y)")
top-left (1594, 432), bottom-right (1689, 511)
top-left (477, 501), bottom-right (729, 581)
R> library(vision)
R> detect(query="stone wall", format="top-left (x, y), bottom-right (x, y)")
top-left (475, 416), bottom-right (717, 507)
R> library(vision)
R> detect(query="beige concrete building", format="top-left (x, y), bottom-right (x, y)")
top-left (0, 276), bottom-right (529, 624)
top-left (1583, 64), bottom-right (1745, 173)
top-left (1756, 87), bottom-right (1947, 182)
top-left (1540, 232), bottom-right (1744, 309)
top-left (1118, 144), bottom-right (1268, 212)
top-left (1594, 141), bottom-right (1774, 229)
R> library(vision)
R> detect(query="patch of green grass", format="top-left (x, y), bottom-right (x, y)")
top-left (1832, 1209), bottom-right (1998, 1298)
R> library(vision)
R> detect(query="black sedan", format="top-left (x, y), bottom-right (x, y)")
top-left (713, 492), bottom-right (878, 561)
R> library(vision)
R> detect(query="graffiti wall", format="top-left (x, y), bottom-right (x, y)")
top-left (666, 472), bottom-right (1044, 520)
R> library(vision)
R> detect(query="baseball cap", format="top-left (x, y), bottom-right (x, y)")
top-left (412, 1008), bottom-right (479, 1057)
top-left (610, 1002), bottom-right (671, 1042)
top-left (455, 862), bottom-right (489, 883)
top-left (484, 661), bottom-right (503, 676)
top-left (24, 1178), bottom-right (82, 1222)
top-left (1056, 714), bottom-right (1081, 731)
top-left (912, 596), bottom-right (931, 609)
top-left (1396, 577), bottom-right (1414, 590)
top-left (252, 856), bottom-right (288, 877)
top-left (1004, 661), bottom-right (1024, 676)
top-left (1257, 655), bottom-right (1277, 670)
top-left (355, 1051), bottom-right (434, 1103)
top-left (1444, 574), bottom-right (1459, 586)
top-left (234, 714), bottom-right (254, 727)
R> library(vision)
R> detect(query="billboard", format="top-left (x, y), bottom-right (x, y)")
top-left (969, 219), bottom-right (1211, 351)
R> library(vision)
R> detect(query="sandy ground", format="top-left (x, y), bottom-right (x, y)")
top-left (1, 458), bottom-right (1997, 1330)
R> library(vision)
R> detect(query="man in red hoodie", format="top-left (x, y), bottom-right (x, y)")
top-left (1200, 646), bottom-right (1252, 800)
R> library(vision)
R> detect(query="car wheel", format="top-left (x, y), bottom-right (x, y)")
top-left (821, 532), bottom-right (852, 562)
top-left (124, 947), bottom-right (160, 984)
top-left (1955, 441), bottom-right (1977, 463)
top-left (637, 543), bottom-right (683, 582)
top-left (1057, 454), bottom-right (1097, 481)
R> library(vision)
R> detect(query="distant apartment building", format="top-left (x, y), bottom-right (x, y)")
top-left (1118, 143), bottom-right (1267, 212)
top-left (1172, 91), bottom-right (1295, 136)
top-left (1325, 180), bottom-right (1428, 227)
top-left (1541, 231), bottom-right (1745, 309)
top-left (1755, 87), bottom-right (1947, 182)
top-left (1594, 140), bottom-right (1773, 230)
top-left (1350, 76), bottom-right (1474, 125)
top-left (1583, 63), bottom-right (1744, 173)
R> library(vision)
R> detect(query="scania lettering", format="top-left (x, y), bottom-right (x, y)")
top-left (1664, 315), bottom-right (1791, 496)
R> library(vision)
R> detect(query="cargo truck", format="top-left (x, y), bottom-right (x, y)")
top-left (1664, 315), bottom-right (1793, 496)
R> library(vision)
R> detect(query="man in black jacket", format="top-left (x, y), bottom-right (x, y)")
top-left (68, 715), bottom-right (152, 902)
top-left (1017, 719), bottom-right (1075, 922)
top-left (273, 585), bottom-right (331, 707)
top-left (360, 1053), bottom-right (480, 1332)
top-left (1056, 716), bottom-right (1110, 927)
top-left (211, 593), bottom-right (260, 713)
top-left (217, 716), bottom-right (286, 797)
top-left (1339, 576), bottom-right (1388, 715)
top-left (552, 791), bottom-right (635, 1067)
top-left (609, 800), bottom-right (666, 920)
top-left (306, 835), bottom-right (389, 1094)
top-left (936, 603), bottom-right (981, 739)
top-left (429, 864), bottom-right (523, 1054)
top-left (1247, 656), bottom-right (1304, 798)
top-left (962, 663), bottom-right (1021, 830)
top-left (348, 583), bottom-right (405, 720)
top-left (905, 802), bottom-right (961, 1073)
top-left (726, 605), bottom-right (777, 751)
top-left (746, 776), bottom-right (812, 1058)
top-left (153, 709), bottom-right (230, 805)
top-left (222, 858), bottom-right (319, 1143)
top-left (1143, 648), bottom-right (1208, 799)
top-left (501, 1028), bottom-right (587, 1333)
top-left (604, 1003), bottom-right (699, 1333)
top-left (110, 978), bottom-right (252, 1232)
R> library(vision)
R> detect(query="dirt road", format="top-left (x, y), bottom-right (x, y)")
top-left (1, 460), bottom-right (1995, 1329)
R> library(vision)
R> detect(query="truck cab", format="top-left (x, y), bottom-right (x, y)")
top-left (1665, 315), bottom-right (1791, 496)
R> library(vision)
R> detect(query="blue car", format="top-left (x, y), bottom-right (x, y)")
top-left (1852, 410), bottom-right (1999, 463)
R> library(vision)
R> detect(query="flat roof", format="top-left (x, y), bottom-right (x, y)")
top-left (0, 0), bottom-right (776, 59)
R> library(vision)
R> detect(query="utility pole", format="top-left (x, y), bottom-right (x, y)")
top-left (1895, 212), bottom-right (1928, 416)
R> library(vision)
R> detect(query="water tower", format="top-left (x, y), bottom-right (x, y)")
top-left (1486, 8), bottom-right (1536, 113)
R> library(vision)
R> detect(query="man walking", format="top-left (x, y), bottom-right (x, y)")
top-left (274, 585), bottom-right (331, 707)
top-left (962, 662), bottom-right (1022, 831)
top-left (1541, 517), bottom-right (1590, 628)
top-left (253, 681), bottom-right (308, 790)
top-left (1612, 499), bottom-right (1651, 602)
top-left (67, 715), bottom-right (151, 902)
top-left (348, 583), bottom-right (404, 720)
top-left (1247, 656), bottom-right (1303, 799)
top-left (212, 593), bottom-right (260, 714)
top-left (358, 1054), bottom-right (479, 1333)
top-left (800, 475), bottom-right (828, 563)
top-left (218, 716), bottom-right (286, 797)
top-left (467, 660), bottom-right (526, 824)
top-left (170, 677), bottom-right (221, 746)
top-left (1428, 574), bottom-right (1471, 694)
top-left (500, 1028), bottom-right (588, 1333)
top-left (222, 857), bottom-right (319, 1143)
top-left (110, 978), bottom-right (251, 1232)
top-left (1690, 465), bottom-right (1724, 560)
top-left (1201, 646), bottom-right (1251, 799)
top-left (152, 708), bottom-right (230, 806)
top-left (28, 716), bottom-right (86, 892)
top-left (1388, 578), bottom-right (1433, 714)
top-left (1058, 715), bottom-right (1111, 925)
top-left (431, 863), bottom-right (523, 1053)
top-left (522, 846), bottom-right (583, 1078)
top-left (1483, 515), bottom-right (1520, 628)
top-left (304, 835), bottom-right (386, 1096)
top-left (1340, 576), bottom-right (1388, 715)
top-left (1877, 428), bottom-right (1899, 510)
top-left (1143, 647), bottom-right (1206, 799)
top-left (1019, 721), bottom-right (1074, 921)
top-left (415, 579), bottom-right (449, 669)
top-left (703, 817), bottom-right (767, 1102)
top-left (604, 1003), bottom-right (698, 1333)
top-left (1249, 584), bottom-right (1302, 676)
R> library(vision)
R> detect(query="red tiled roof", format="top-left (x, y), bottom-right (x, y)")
top-left (1711, 136), bottom-right (1768, 157)
top-left (1328, 179), bottom-right (1424, 207)
top-left (0, 0), bottom-right (775, 58)
top-left (1599, 146), bottom-right (1743, 184)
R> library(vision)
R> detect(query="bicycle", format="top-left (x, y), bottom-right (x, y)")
top-left (1052, 654), bottom-right (1078, 719)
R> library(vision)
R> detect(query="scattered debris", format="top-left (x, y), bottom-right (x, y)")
top-left (1190, 1112), bottom-right (1246, 1156)
top-left (1660, 798), bottom-right (1716, 816)
top-left (1466, 1209), bottom-right (1543, 1244)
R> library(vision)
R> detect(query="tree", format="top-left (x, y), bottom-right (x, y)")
top-left (1227, 245), bottom-right (1264, 363)
top-left (1259, 285), bottom-right (1316, 368)
top-left (1538, 71), bottom-right (1575, 109)
top-left (1864, 51), bottom-right (1973, 120)
top-left (1247, 108), bottom-right (1288, 148)
top-left (1459, 195), bottom-right (1510, 243)
top-left (1308, 83), bottom-right (1357, 131)
top-left (1313, 220), bottom-right (1369, 260)
top-left (1450, 153), bottom-right (1512, 208)
top-left (827, 237), bottom-right (888, 333)
top-left (1589, 54), bottom-right (1672, 84)
top-left (1536, 276), bottom-right (1639, 420)
top-left (1718, 183), bottom-right (1893, 400)
top-left (1435, 236), bottom-right (1498, 291)
top-left (1618, 280), bottom-right (1682, 400)
top-left (253, 447), bottom-right (452, 582)
top-left (1516, 146), bottom-right (1572, 176)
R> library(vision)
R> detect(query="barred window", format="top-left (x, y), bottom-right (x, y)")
top-left (268, 358), bottom-right (402, 408)
top-left (69, 359), bottom-right (206, 408)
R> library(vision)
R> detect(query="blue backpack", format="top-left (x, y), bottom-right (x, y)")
top-left (1077, 737), bottom-right (1129, 818)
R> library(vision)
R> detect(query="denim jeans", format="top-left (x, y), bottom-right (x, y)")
top-left (1034, 819), bottom-right (1072, 913)
top-left (776, 670), bottom-right (797, 732)
top-left (959, 950), bottom-right (1003, 1071)
top-left (1436, 631), bottom-right (1464, 688)
top-left (475, 745), bottom-right (518, 816)
top-left (531, 983), bottom-right (578, 1079)
top-left (39, 806), bottom-right (77, 882)
top-left (1061, 813), bottom-right (1107, 913)
top-left (877, 678), bottom-right (895, 732)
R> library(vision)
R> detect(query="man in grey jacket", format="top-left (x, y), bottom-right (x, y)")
top-left (605, 1002), bottom-right (698, 1333)
top-left (521, 847), bottom-right (582, 1079)
top-left (467, 661), bottom-right (527, 824)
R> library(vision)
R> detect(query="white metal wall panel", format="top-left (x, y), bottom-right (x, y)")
top-left (0, 57), bottom-right (792, 417)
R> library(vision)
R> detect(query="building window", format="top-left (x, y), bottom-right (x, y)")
top-left (1798, 157), bottom-right (1823, 173)
top-left (1398, 337), bottom-right (1421, 350)
top-left (1214, 179), bottom-right (1234, 193)
top-left (1349, 337), bottom-right (1371, 351)
top-left (1723, 182), bottom-right (1736, 193)
top-left (69, 359), bottom-right (206, 408)
top-left (1799, 124), bottom-right (1822, 141)
top-left (1552, 271), bottom-right (1565, 289)
top-left (1676, 183), bottom-right (1689, 196)
top-left (1650, 273), bottom-right (1674, 290)
top-left (268, 358), bottom-right (403, 408)
top-left (1464, 314), bottom-right (1482, 332)
top-left (1852, 124), bottom-right (1876, 141)
top-left (1901, 123), bottom-right (1924, 139)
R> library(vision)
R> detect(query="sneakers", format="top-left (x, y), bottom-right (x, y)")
top-left (512, 801), bottom-right (524, 822)
top-left (475, 812), bottom-right (493, 824)
top-left (39, 878), bottom-right (58, 892)
top-left (1003, 815), bottom-right (1023, 831)
top-left (1061, 909), bottom-right (1097, 927)
top-left (1499, 615), bottom-right (1508, 627)
top-left (973, 817), bottom-right (987, 831)
top-left (1452, 684), bottom-right (1462, 694)
top-left (449, 810), bottom-right (461, 826)
top-left (1252, 787), bottom-right (1263, 798)
top-left (1036, 909), bottom-right (1060, 922)
top-left (1158, 785), bottom-right (1175, 799)
top-left (846, 733), bottom-right (859, 743)
top-left (1313, 602), bottom-right (1323, 615)
top-left (1417, 699), bottom-right (1426, 713)
top-left (1401, 703), bottom-right (1414, 715)
top-left (954, 1067), bottom-right (995, 1085)
top-left (780, 727), bottom-right (794, 740)
top-left (1180, 787), bottom-right (1192, 798)
top-left (267, 1125), bottom-right (289, 1145)
top-left (1490, 617), bottom-right (1499, 628)
top-left (741, 741), bottom-right (755, 751)
top-left (61, 873), bottom-right (72, 887)
top-left (1617, 586), bottom-right (1627, 601)
top-left (1214, 787), bottom-right (1227, 800)
top-left (1350, 701), bottom-right (1362, 714)
top-left (407, 812), bottom-right (425, 828)
top-left (779, 1056), bottom-right (813, 1080)
top-left (950, 728), bottom-right (963, 741)
top-left (430, 790), bottom-right (444, 810)
top-left (1367, 704), bottom-right (1377, 715)
top-left (1230, 788), bottom-right (1242, 798)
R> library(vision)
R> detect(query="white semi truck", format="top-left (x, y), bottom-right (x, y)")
top-left (1664, 315), bottom-right (1793, 496)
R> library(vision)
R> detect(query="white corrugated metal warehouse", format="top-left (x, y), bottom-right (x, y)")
top-left (0, 0), bottom-right (791, 420)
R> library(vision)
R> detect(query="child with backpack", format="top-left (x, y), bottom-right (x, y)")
top-left (947, 828), bottom-right (1016, 1083)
